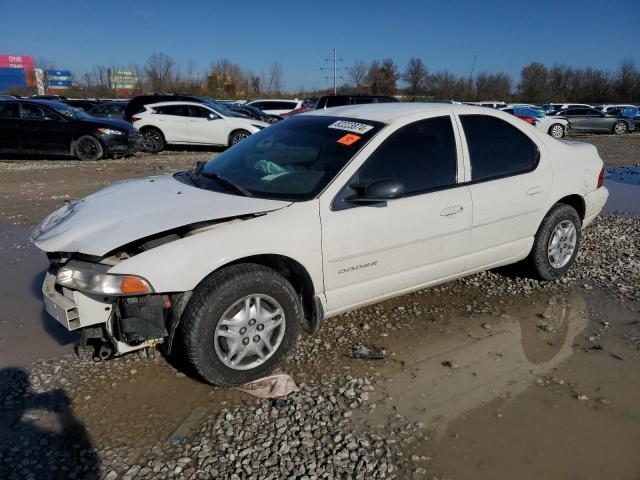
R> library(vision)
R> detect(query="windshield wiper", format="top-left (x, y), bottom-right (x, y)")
top-left (190, 161), bottom-right (252, 197)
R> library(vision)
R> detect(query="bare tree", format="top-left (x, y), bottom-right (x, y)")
top-left (144, 53), bottom-right (178, 93)
top-left (349, 60), bottom-right (368, 93)
top-left (474, 72), bottom-right (512, 100)
top-left (518, 62), bottom-right (550, 103)
top-left (403, 57), bottom-right (428, 97)
top-left (367, 59), bottom-right (398, 95)
top-left (267, 62), bottom-right (284, 95)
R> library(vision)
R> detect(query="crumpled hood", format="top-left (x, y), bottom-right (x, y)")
top-left (32, 174), bottom-right (291, 256)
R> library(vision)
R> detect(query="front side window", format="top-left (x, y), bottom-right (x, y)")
top-left (354, 116), bottom-right (458, 195)
top-left (195, 116), bottom-right (384, 201)
top-left (0, 102), bottom-right (16, 118)
top-left (189, 106), bottom-right (212, 118)
top-left (20, 104), bottom-right (55, 120)
top-left (460, 115), bottom-right (539, 181)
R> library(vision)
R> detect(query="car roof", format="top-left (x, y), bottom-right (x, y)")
top-left (14, 98), bottom-right (68, 108)
top-left (248, 98), bottom-right (299, 102)
top-left (144, 101), bottom-right (213, 108)
top-left (303, 102), bottom-right (503, 123)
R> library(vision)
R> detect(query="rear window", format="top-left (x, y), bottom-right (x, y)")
top-left (460, 115), bottom-right (539, 181)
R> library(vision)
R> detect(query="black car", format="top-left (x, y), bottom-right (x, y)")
top-left (124, 94), bottom-right (228, 122)
top-left (227, 104), bottom-right (282, 123)
top-left (0, 99), bottom-right (143, 160)
top-left (315, 94), bottom-right (398, 109)
top-left (88, 100), bottom-right (128, 120)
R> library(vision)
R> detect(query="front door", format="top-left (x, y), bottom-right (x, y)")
top-left (0, 102), bottom-right (19, 152)
top-left (18, 103), bottom-right (70, 154)
top-left (187, 105), bottom-right (226, 145)
top-left (320, 115), bottom-right (472, 314)
top-left (457, 113), bottom-right (552, 269)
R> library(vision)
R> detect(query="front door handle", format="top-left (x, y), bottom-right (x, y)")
top-left (440, 205), bottom-right (464, 216)
top-left (527, 186), bottom-right (543, 196)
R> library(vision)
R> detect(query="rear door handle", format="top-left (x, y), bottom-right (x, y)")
top-left (527, 186), bottom-right (543, 196)
top-left (440, 205), bottom-right (464, 216)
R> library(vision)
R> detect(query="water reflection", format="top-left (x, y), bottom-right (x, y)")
top-left (603, 166), bottom-right (640, 216)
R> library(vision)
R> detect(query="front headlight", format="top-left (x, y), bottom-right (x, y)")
top-left (98, 128), bottom-right (125, 136)
top-left (56, 266), bottom-right (153, 296)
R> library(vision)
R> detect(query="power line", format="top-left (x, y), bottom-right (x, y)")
top-left (320, 48), bottom-right (345, 94)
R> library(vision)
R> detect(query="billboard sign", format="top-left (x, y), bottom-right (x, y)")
top-left (0, 55), bottom-right (35, 71)
top-left (108, 69), bottom-right (138, 90)
top-left (46, 70), bottom-right (72, 89)
top-left (0, 67), bottom-right (26, 92)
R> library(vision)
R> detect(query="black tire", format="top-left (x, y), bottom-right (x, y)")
top-left (548, 123), bottom-right (565, 139)
top-left (612, 121), bottom-right (628, 135)
top-left (179, 264), bottom-right (302, 386)
top-left (142, 127), bottom-right (165, 153)
top-left (526, 203), bottom-right (582, 281)
top-left (74, 135), bottom-right (103, 161)
top-left (229, 129), bottom-right (251, 146)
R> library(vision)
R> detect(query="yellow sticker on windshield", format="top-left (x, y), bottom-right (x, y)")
top-left (337, 133), bottom-right (361, 146)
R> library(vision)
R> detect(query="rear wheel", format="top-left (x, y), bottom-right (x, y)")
top-left (526, 204), bottom-right (582, 280)
top-left (142, 128), bottom-right (165, 153)
top-left (613, 121), bottom-right (628, 135)
top-left (548, 123), bottom-right (565, 139)
top-left (74, 135), bottom-right (103, 161)
top-left (179, 264), bottom-right (302, 386)
top-left (229, 129), bottom-right (251, 146)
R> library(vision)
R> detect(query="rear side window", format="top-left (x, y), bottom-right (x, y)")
top-left (356, 116), bottom-right (458, 194)
top-left (0, 102), bottom-right (16, 118)
top-left (154, 105), bottom-right (189, 116)
top-left (20, 104), bottom-right (54, 120)
top-left (460, 115), bottom-right (539, 181)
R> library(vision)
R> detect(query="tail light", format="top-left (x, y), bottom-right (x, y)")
top-left (516, 115), bottom-right (537, 125)
top-left (131, 116), bottom-right (142, 122)
top-left (597, 166), bottom-right (604, 188)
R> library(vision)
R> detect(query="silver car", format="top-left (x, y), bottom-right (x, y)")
top-left (552, 107), bottom-right (635, 134)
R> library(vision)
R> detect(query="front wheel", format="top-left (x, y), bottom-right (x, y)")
top-left (179, 264), bottom-right (302, 386)
top-left (142, 128), bottom-right (165, 153)
top-left (74, 135), bottom-right (103, 161)
top-left (229, 129), bottom-right (251, 146)
top-left (526, 204), bottom-right (582, 280)
top-left (548, 123), bottom-right (565, 139)
top-left (613, 121), bottom-right (628, 135)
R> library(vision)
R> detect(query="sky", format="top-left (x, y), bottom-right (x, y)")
top-left (1, 0), bottom-right (638, 91)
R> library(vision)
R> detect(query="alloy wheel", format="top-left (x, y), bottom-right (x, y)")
top-left (547, 220), bottom-right (577, 268)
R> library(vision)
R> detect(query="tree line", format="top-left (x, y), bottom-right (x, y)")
top-left (6, 53), bottom-right (640, 103)
top-left (335, 57), bottom-right (640, 103)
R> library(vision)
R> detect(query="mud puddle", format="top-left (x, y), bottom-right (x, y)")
top-left (604, 165), bottom-right (640, 216)
top-left (0, 223), bottom-right (77, 368)
top-left (342, 288), bottom-right (640, 479)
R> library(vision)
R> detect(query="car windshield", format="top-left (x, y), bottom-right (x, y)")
top-left (197, 115), bottom-right (385, 201)
top-left (51, 102), bottom-right (92, 120)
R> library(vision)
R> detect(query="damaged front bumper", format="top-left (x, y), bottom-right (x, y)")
top-left (42, 269), bottom-right (171, 356)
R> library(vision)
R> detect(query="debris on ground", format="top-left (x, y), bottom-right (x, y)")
top-left (345, 344), bottom-right (386, 360)
top-left (235, 371), bottom-right (299, 399)
top-left (441, 360), bottom-right (459, 370)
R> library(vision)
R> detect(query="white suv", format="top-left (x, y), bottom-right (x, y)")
top-left (33, 103), bottom-right (608, 386)
top-left (133, 101), bottom-right (268, 152)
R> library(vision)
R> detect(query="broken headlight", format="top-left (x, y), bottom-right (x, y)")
top-left (56, 266), bottom-right (154, 296)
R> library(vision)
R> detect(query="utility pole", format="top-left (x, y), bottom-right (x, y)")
top-left (321, 48), bottom-right (344, 94)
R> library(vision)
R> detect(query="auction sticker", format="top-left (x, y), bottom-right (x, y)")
top-left (328, 120), bottom-right (374, 134)
top-left (337, 133), bottom-right (362, 146)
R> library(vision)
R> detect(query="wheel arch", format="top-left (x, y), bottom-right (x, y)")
top-left (612, 119), bottom-right (629, 133)
top-left (70, 133), bottom-right (106, 158)
top-left (555, 194), bottom-right (586, 221)
top-left (228, 128), bottom-right (251, 145)
top-left (139, 124), bottom-right (166, 139)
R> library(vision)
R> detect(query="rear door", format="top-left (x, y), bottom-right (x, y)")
top-left (561, 109), bottom-right (590, 131)
top-left (153, 105), bottom-right (190, 142)
top-left (457, 113), bottom-right (551, 269)
top-left (187, 105), bottom-right (226, 145)
top-left (0, 102), bottom-right (20, 152)
top-left (18, 103), bottom-right (70, 154)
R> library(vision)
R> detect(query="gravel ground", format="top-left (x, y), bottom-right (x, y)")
top-left (1, 215), bottom-right (638, 480)
top-left (571, 132), bottom-right (640, 167)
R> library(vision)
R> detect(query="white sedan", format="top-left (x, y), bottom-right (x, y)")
top-left (33, 103), bottom-right (608, 386)
top-left (500, 105), bottom-right (570, 139)
top-left (132, 101), bottom-right (268, 152)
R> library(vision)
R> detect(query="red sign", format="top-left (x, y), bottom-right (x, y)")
top-left (0, 55), bottom-right (35, 71)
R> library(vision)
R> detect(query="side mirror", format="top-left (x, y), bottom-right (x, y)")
top-left (208, 113), bottom-right (218, 120)
top-left (347, 178), bottom-right (406, 205)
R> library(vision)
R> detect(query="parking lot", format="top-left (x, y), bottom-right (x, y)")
top-left (0, 130), bottom-right (638, 479)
